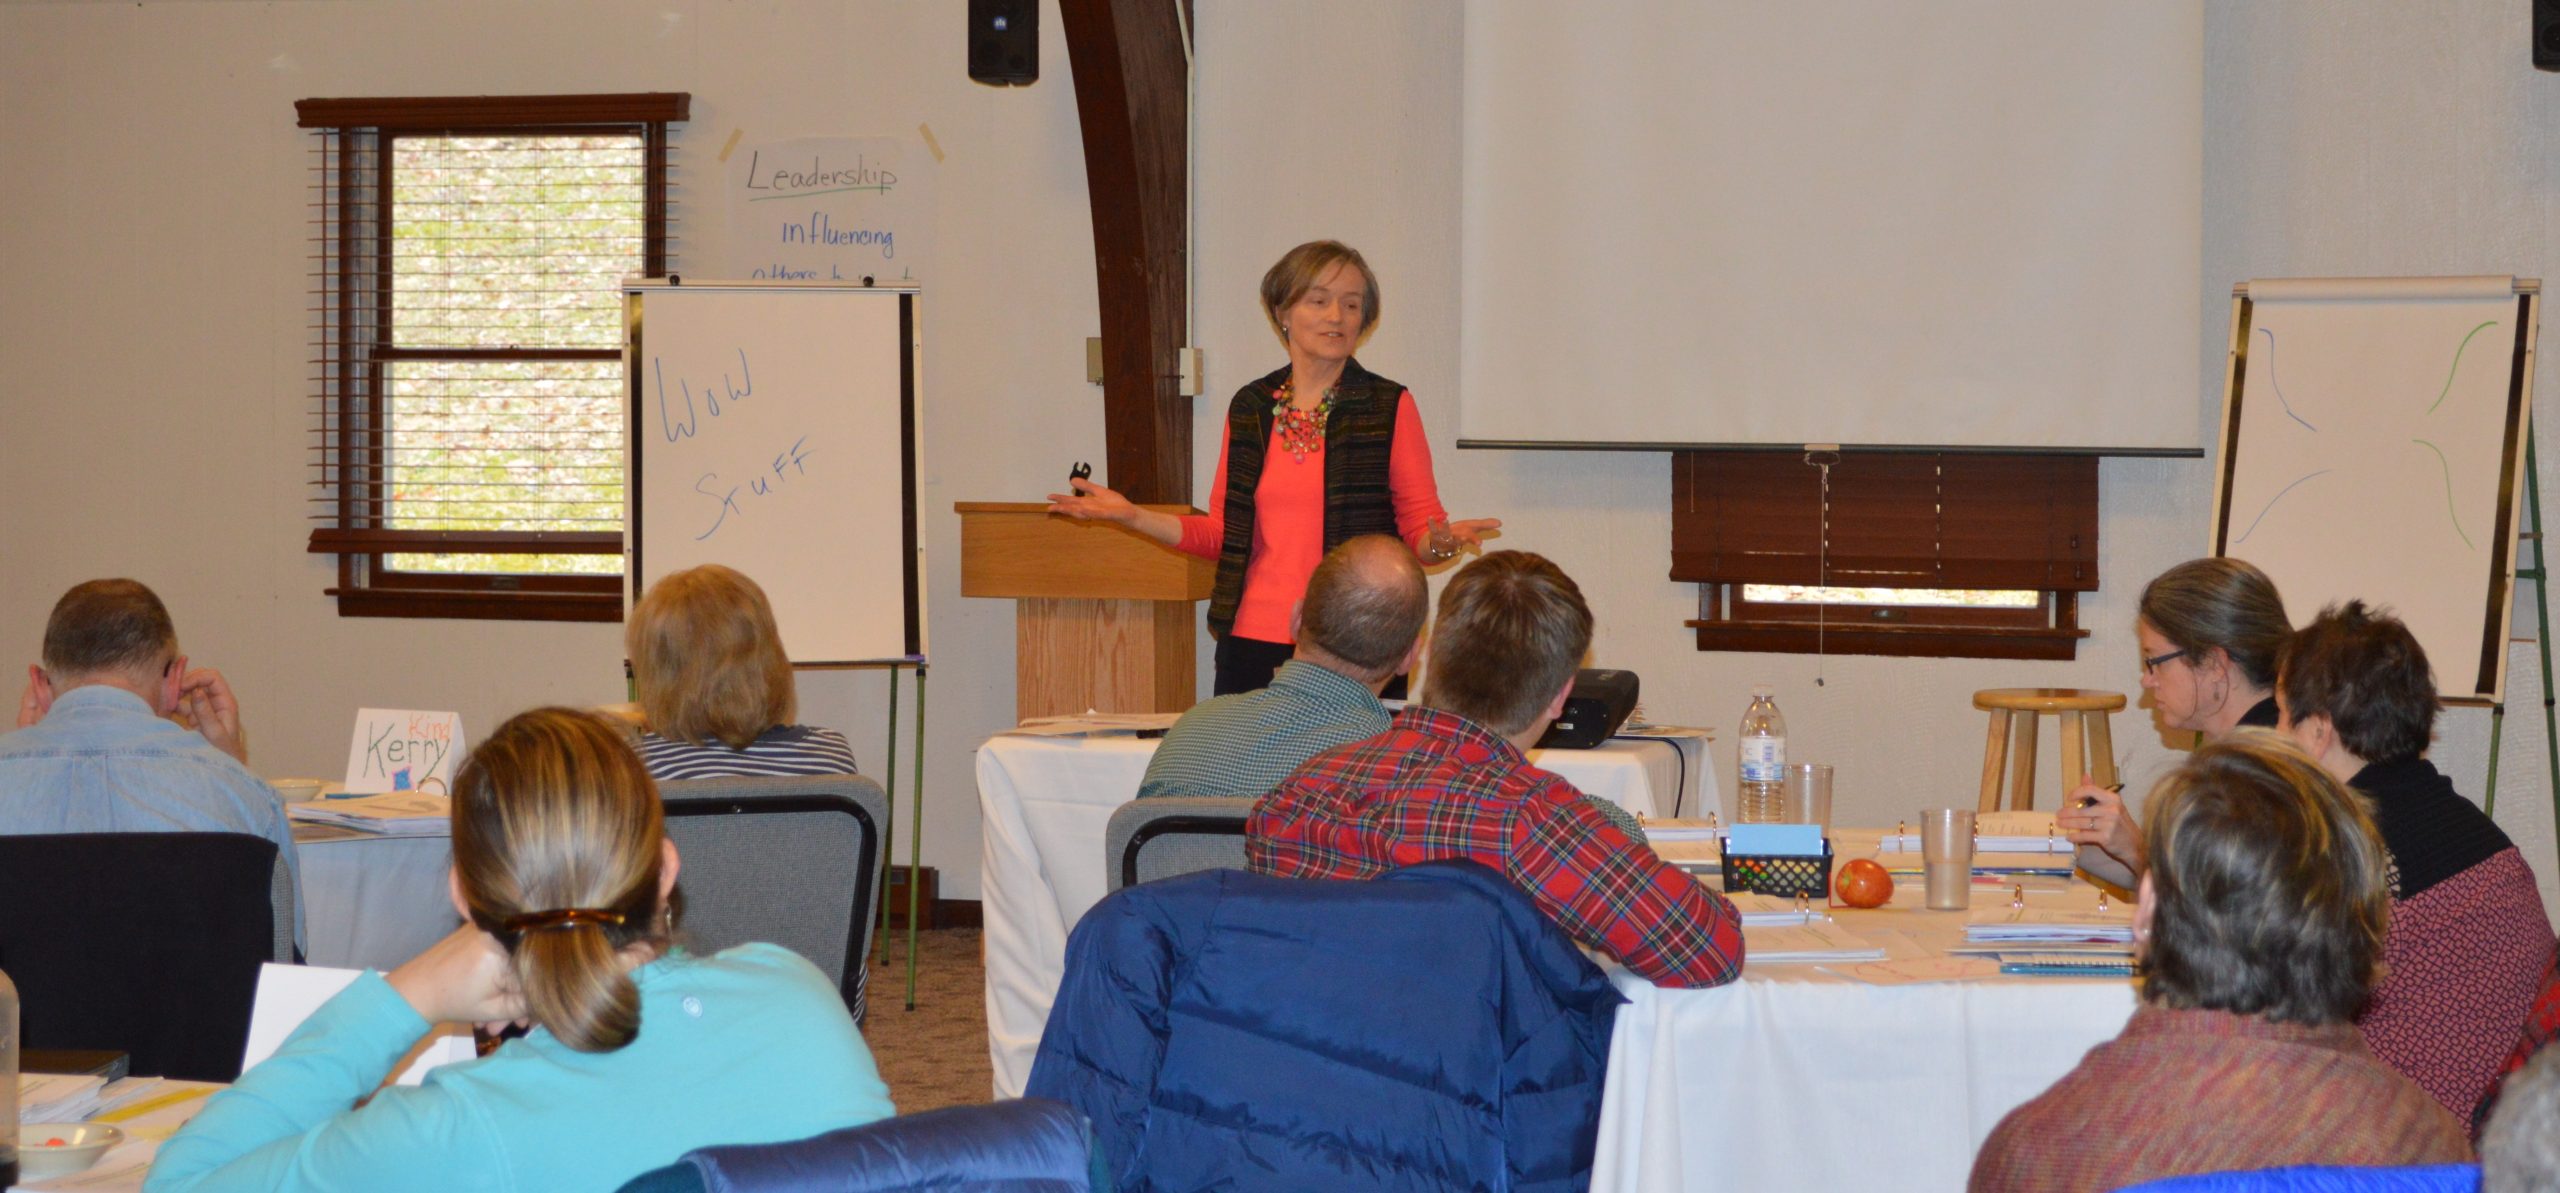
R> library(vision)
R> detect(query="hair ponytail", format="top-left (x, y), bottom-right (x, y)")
top-left (452, 707), bottom-right (671, 1054)
top-left (512, 919), bottom-right (644, 1052)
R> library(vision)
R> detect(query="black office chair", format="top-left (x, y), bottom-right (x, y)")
top-left (657, 775), bottom-right (887, 1023)
top-left (0, 832), bottom-right (286, 1081)
top-left (1102, 796), bottom-right (1255, 893)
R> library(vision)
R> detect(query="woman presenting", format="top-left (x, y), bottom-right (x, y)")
top-left (1049, 240), bottom-right (1499, 695)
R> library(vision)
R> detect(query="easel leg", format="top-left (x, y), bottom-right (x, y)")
top-left (2489, 704), bottom-right (2506, 818)
top-left (2528, 434), bottom-right (2560, 869)
top-left (880, 667), bottom-right (901, 980)
top-left (906, 664), bottom-right (928, 1011)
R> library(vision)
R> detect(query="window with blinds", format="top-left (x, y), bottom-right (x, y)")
top-left (298, 93), bottom-right (687, 620)
top-left (1671, 450), bottom-right (2099, 660)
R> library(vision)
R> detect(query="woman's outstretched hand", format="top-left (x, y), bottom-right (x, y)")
top-left (1445, 518), bottom-right (1501, 547)
top-left (1045, 476), bottom-right (1185, 547)
top-left (1044, 477), bottom-right (1138, 526)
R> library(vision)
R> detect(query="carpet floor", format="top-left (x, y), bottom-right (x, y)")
top-left (861, 928), bottom-right (997, 1113)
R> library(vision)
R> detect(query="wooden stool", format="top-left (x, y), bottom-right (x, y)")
top-left (1972, 688), bottom-right (2127, 812)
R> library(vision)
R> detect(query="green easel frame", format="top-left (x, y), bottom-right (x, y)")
top-left (2482, 433), bottom-right (2560, 862)
top-left (877, 661), bottom-right (929, 1012)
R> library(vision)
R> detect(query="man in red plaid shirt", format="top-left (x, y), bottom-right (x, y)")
top-left (1247, 550), bottom-right (1744, 986)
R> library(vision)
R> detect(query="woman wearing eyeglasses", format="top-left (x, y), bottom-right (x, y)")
top-left (2064, 556), bottom-right (2293, 888)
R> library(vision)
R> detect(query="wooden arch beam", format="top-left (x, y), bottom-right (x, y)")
top-left (1061, 0), bottom-right (1191, 505)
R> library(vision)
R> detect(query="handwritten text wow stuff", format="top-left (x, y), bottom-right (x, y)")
top-left (656, 349), bottom-right (755, 442)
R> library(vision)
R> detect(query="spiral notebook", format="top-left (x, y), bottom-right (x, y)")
top-left (1996, 951), bottom-right (2137, 977)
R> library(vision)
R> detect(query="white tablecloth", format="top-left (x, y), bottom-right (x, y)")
top-left (1591, 848), bottom-right (2139, 1192)
top-left (294, 826), bottom-right (459, 971)
top-left (976, 729), bottom-right (1713, 1098)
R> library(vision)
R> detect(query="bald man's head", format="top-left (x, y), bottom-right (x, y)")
top-left (1296, 536), bottom-right (1428, 684)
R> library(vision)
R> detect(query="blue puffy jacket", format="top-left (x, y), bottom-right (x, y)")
top-left (613, 1099), bottom-right (1104, 1193)
top-left (1027, 860), bottom-right (1626, 1192)
top-left (2120, 1164), bottom-right (2480, 1192)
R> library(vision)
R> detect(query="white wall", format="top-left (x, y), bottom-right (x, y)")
top-left (2203, 0), bottom-right (2560, 914)
top-left (0, 0), bottom-right (1108, 898)
top-left (1191, 0), bottom-right (2559, 920)
top-left (5, 0), bottom-right (2556, 919)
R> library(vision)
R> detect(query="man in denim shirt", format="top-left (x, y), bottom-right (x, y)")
top-left (3, 579), bottom-right (299, 943)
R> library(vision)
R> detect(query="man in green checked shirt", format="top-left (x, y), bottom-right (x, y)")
top-left (1139, 536), bottom-right (1423, 801)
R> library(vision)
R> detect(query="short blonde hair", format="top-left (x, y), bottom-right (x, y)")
top-left (452, 707), bottom-right (668, 1053)
top-left (1260, 240), bottom-right (1380, 347)
top-left (627, 565), bottom-right (796, 749)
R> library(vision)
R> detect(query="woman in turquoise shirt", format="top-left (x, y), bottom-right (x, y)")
top-left (146, 707), bottom-right (896, 1193)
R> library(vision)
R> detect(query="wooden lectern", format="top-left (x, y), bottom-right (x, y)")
top-left (956, 502), bottom-right (1214, 720)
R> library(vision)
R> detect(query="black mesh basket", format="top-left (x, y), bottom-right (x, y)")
top-left (1718, 838), bottom-right (1834, 900)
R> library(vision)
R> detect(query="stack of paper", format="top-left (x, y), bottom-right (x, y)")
top-left (287, 791), bottom-right (452, 837)
top-left (1640, 820), bottom-right (1724, 844)
top-left (20, 1073), bottom-right (103, 1122)
top-left (1880, 810), bottom-right (2076, 855)
top-left (1728, 891), bottom-right (1832, 926)
top-left (1743, 920), bottom-right (1887, 963)
top-left (1964, 900), bottom-right (2136, 946)
top-left (1001, 712), bottom-right (1183, 738)
top-left (19, 1073), bottom-right (166, 1123)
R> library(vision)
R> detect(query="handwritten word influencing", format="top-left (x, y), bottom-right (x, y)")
top-left (655, 349), bottom-right (755, 442)
top-left (781, 211), bottom-right (895, 258)
top-left (742, 149), bottom-right (898, 196)
top-left (695, 435), bottom-right (818, 541)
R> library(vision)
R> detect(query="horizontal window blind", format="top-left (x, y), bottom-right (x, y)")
top-left (1670, 451), bottom-right (2099, 592)
top-left (298, 94), bottom-right (686, 616)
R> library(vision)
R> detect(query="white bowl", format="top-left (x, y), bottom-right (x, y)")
top-left (19, 1122), bottom-right (123, 1179)
top-left (269, 778), bottom-right (328, 804)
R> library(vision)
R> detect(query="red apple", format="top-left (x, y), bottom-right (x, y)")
top-left (1834, 858), bottom-right (1894, 909)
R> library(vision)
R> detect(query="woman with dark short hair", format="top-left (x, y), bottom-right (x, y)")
top-left (2276, 600), bottom-right (2555, 1123)
top-left (1047, 240), bottom-right (1500, 696)
top-left (2065, 557), bottom-right (2295, 887)
top-left (1970, 732), bottom-right (2470, 1192)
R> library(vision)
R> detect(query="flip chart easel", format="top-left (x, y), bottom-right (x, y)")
top-left (624, 278), bottom-right (934, 1007)
top-left (2214, 277), bottom-right (2555, 864)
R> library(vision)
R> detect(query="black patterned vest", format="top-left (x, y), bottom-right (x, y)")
top-left (1207, 358), bottom-right (1403, 638)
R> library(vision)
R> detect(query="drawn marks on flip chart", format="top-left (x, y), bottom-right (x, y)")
top-left (2235, 319), bottom-right (2501, 552)
top-left (2255, 327), bottom-right (2319, 432)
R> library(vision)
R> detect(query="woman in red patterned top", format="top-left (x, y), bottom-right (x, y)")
top-left (1048, 241), bottom-right (1500, 695)
top-left (1972, 733), bottom-right (2469, 1192)
top-left (2276, 600), bottom-right (2556, 1124)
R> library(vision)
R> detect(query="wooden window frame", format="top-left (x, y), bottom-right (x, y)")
top-left (298, 93), bottom-right (688, 621)
top-left (1672, 450), bottom-right (2097, 661)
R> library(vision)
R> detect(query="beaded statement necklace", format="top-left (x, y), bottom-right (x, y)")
top-left (1271, 380), bottom-right (1337, 464)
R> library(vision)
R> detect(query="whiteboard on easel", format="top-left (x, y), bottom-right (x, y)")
top-left (2212, 276), bottom-right (2536, 702)
top-left (625, 280), bottom-right (922, 664)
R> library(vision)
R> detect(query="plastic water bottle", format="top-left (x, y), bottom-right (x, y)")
top-left (1737, 686), bottom-right (1787, 823)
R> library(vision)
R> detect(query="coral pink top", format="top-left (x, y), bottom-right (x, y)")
top-left (1174, 390), bottom-right (1448, 643)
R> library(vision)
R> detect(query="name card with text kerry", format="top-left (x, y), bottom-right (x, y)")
top-left (722, 135), bottom-right (934, 286)
top-left (343, 709), bottom-right (466, 795)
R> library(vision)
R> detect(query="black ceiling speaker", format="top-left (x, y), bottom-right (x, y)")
top-left (2538, 0), bottom-right (2560, 71)
top-left (970, 0), bottom-right (1039, 86)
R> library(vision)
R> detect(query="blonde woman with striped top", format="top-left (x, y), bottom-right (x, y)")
top-left (627, 565), bottom-right (859, 782)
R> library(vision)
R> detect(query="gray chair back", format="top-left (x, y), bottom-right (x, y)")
top-left (269, 851), bottom-right (298, 963)
top-left (656, 775), bottom-right (887, 1019)
top-left (1103, 796), bottom-right (1255, 893)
